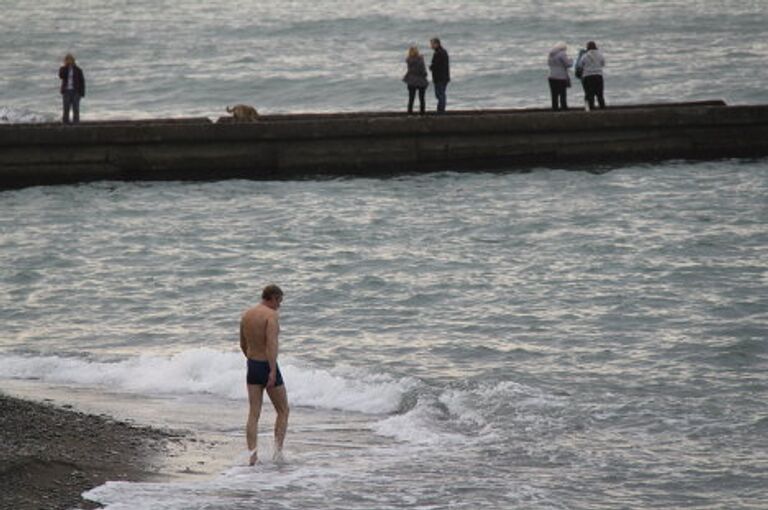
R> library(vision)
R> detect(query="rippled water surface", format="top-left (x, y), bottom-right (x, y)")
top-left (2, 162), bottom-right (767, 509)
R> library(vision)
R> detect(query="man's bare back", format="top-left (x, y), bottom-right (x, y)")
top-left (240, 303), bottom-right (279, 362)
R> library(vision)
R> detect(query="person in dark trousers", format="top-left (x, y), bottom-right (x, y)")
top-left (429, 38), bottom-right (450, 113)
top-left (59, 53), bottom-right (86, 124)
top-left (547, 42), bottom-right (572, 110)
top-left (579, 41), bottom-right (606, 110)
top-left (403, 46), bottom-right (429, 114)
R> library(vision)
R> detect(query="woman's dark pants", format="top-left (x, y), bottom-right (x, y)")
top-left (408, 86), bottom-right (426, 114)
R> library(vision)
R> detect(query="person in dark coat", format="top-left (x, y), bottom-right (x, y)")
top-left (429, 38), bottom-right (450, 113)
top-left (403, 46), bottom-right (429, 114)
top-left (59, 53), bottom-right (86, 124)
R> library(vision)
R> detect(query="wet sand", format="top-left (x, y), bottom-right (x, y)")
top-left (0, 393), bottom-right (179, 510)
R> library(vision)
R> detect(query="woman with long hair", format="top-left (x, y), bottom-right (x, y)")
top-left (403, 46), bottom-right (429, 114)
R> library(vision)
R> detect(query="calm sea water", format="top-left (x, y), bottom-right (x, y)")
top-left (1, 1), bottom-right (768, 509)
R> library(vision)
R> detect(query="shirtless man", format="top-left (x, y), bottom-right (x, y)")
top-left (240, 284), bottom-right (289, 465)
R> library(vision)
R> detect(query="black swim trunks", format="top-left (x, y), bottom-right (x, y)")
top-left (246, 359), bottom-right (284, 387)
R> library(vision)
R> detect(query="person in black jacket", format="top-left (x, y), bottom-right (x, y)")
top-left (429, 38), bottom-right (450, 113)
top-left (58, 53), bottom-right (86, 124)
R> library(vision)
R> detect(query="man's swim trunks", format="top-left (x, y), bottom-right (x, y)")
top-left (246, 359), bottom-right (284, 387)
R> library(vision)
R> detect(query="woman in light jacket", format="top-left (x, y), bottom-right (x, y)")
top-left (547, 42), bottom-right (573, 110)
top-left (580, 41), bottom-right (606, 110)
top-left (403, 46), bottom-right (429, 114)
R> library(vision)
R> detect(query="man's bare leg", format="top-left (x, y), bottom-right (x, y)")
top-left (246, 384), bottom-right (264, 465)
top-left (266, 385), bottom-right (289, 458)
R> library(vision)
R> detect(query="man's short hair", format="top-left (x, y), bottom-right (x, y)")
top-left (262, 284), bottom-right (284, 301)
top-left (431, 37), bottom-right (441, 46)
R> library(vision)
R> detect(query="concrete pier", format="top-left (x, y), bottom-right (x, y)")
top-left (1, 100), bottom-right (767, 189)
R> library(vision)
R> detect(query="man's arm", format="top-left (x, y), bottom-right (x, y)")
top-left (265, 314), bottom-right (280, 388)
top-left (239, 319), bottom-right (248, 358)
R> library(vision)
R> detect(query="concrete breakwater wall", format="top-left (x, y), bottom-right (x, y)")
top-left (1, 100), bottom-right (767, 189)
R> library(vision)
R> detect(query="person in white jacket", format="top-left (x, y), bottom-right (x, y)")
top-left (579, 41), bottom-right (606, 110)
top-left (547, 42), bottom-right (573, 110)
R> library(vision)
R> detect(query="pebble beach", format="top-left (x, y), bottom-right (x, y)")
top-left (0, 393), bottom-right (175, 510)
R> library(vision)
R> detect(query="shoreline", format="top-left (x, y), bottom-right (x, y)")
top-left (0, 392), bottom-right (180, 510)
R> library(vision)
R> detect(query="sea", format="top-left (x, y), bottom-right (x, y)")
top-left (1, 1), bottom-right (767, 509)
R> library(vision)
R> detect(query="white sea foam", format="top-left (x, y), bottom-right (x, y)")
top-left (439, 380), bottom-right (567, 422)
top-left (373, 380), bottom-right (568, 446)
top-left (83, 462), bottom-right (349, 510)
top-left (287, 362), bottom-right (410, 414)
top-left (0, 105), bottom-right (53, 124)
top-left (0, 349), bottom-right (405, 414)
top-left (372, 398), bottom-right (468, 445)
top-left (0, 350), bottom-right (557, 448)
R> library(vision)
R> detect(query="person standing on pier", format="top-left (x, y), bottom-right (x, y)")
top-left (58, 53), bottom-right (86, 124)
top-left (429, 38), bottom-right (450, 113)
top-left (547, 42), bottom-right (572, 110)
top-left (579, 41), bottom-right (606, 110)
top-left (403, 46), bottom-right (429, 115)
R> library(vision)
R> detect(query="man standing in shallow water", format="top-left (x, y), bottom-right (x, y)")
top-left (240, 284), bottom-right (289, 465)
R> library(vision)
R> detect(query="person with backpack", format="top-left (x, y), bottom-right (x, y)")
top-left (574, 48), bottom-right (587, 80)
top-left (577, 41), bottom-right (606, 111)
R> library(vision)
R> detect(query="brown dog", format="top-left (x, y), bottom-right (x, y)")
top-left (226, 104), bottom-right (259, 122)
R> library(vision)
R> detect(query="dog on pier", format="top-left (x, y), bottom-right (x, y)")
top-left (226, 104), bottom-right (259, 122)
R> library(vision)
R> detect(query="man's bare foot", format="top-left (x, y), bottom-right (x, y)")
top-left (249, 449), bottom-right (258, 466)
top-left (272, 449), bottom-right (285, 463)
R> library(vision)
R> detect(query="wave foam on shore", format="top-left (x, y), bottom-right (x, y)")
top-left (0, 348), bottom-right (409, 414)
